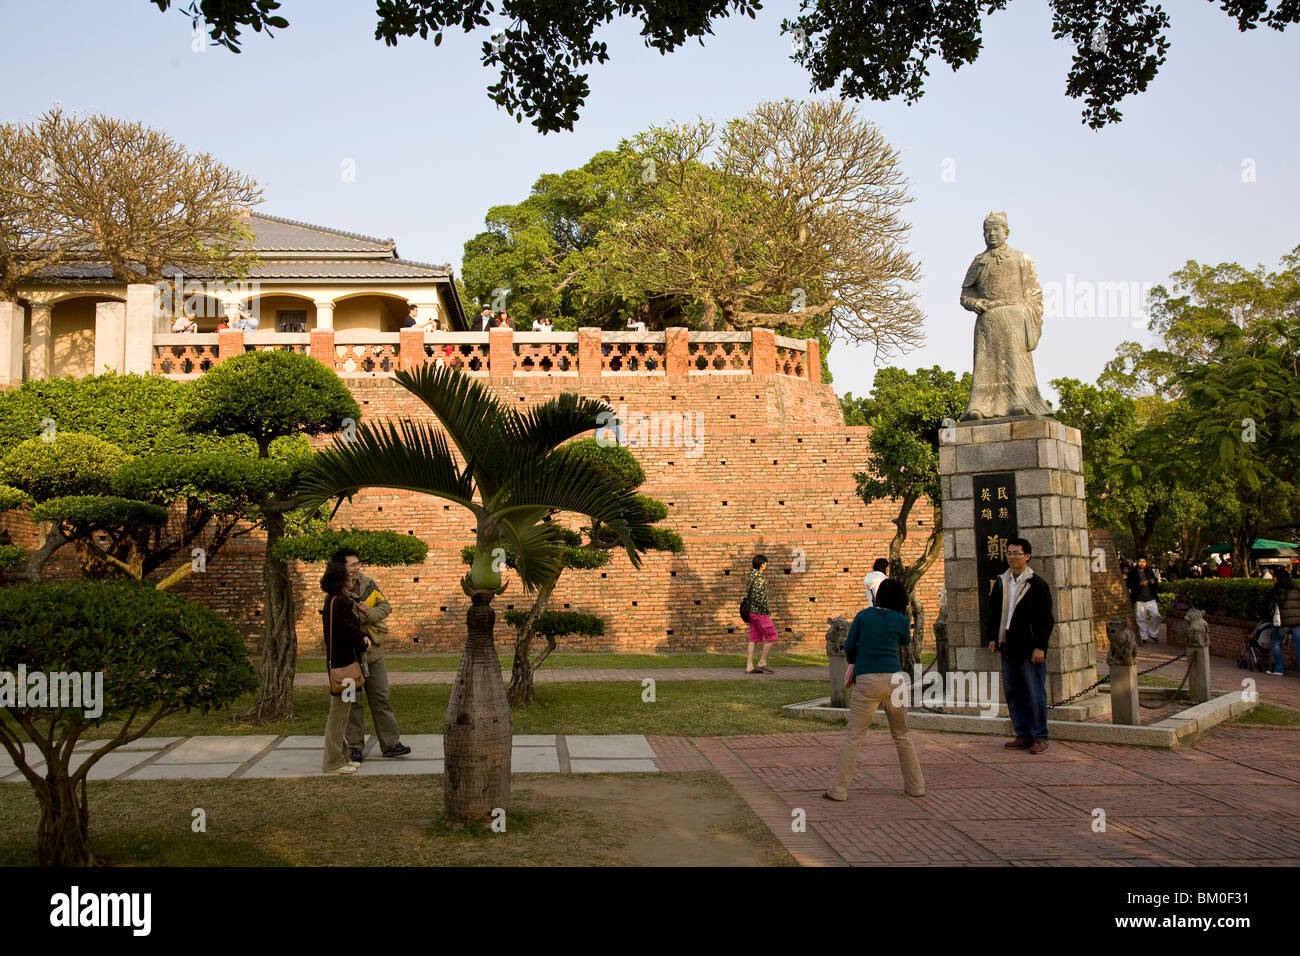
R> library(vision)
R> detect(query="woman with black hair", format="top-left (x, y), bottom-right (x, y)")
top-left (826, 577), bottom-right (925, 800)
top-left (321, 556), bottom-right (370, 774)
top-left (744, 554), bottom-right (778, 675)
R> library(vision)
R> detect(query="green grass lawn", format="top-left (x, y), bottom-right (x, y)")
top-left (76, 679), bottom-right (829, 740)
top-left (292, 651), bottom-right (829, 672)
top-left (1231, 702), bottom-right (1300, 726)
top-left (0, 772), bottom-right (796, 867)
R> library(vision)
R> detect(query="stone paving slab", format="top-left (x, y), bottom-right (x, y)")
top-left (73, 737), bottom-right (182, 752)
top-left (569, 759), bottom-right (658, 773)
top-left (69, 750), bottom-right (157, 781)
top-left (511, 747), bottom-right (561, 773)
top-left (156, 735), bottom-right (277, 764)
top-left (242, 748), bottom-right (326, 778)
top-left (565, 735), bottom-right (656, 759)
top-left (124, 763), bottom-right (238, 781)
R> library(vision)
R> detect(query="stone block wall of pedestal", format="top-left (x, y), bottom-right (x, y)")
top-left (940, 418), bottom-right (1099, 704)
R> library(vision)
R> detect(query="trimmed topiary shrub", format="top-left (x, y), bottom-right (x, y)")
top-left (28, 495), bottom-right (169, 528)
top-left (0, 580), bottom-right (257, 865)
top-left (1162, 578), bottom-right (1275, 620)
top-left (502, 609), bottom-right (605, 638)
top-left (0, 433), bottom-right (130, 501)
top-left (272, 528), bottom-right (429, 566)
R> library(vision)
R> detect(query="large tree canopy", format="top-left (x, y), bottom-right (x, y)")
top-left (1063, 245), bottom-right (1300, 568)
top-left (0, 107), bottom-right (261, 295)
top-left (151, 0), bottom-right (1296, 132)
top-left (464, 100), bottom-right (920, 358)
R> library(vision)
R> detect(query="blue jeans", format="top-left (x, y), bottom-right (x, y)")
top-left (1002, 654), bottom-right (1048, 740)
top-left (1271, 626), bottom-right (1299, 673)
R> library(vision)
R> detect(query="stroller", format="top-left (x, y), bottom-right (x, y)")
top-left (1237, 621), bottom-right (1273, 672)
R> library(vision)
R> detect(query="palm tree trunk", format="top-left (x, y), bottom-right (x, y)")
top-left (444, 590), bottom-right (512, 826)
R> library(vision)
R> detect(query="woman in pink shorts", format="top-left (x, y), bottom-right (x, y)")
top-left (745, 554), bottom-right (777, 674)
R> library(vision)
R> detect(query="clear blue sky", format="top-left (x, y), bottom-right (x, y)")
top-left (2, 0), bottom-right (1297, 401)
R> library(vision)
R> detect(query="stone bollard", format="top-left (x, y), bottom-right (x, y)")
top-left (1106, 619), bottom-right (1140, 726)
top-left (825, 617), bottom-right (851, 708)
top-left (1186, 608), bottom-right (1212, 703)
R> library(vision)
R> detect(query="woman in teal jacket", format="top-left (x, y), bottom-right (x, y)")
top-left (826, 578), bottom-right (925, 800)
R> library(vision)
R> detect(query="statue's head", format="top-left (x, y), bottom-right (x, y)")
top-left (983, 211), bottom-right (1009, 249)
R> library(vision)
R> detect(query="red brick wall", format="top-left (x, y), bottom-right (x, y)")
top-left (2, 374), bottom-right (943, 655)
top-left (1087, 528), bottom-right (1131, 650)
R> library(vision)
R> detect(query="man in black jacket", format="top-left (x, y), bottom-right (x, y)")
top-left (985, 536), bottom-right (1055, 754)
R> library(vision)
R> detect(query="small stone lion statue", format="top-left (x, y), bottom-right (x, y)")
top-left (1106, 619), bottom-right (1138, 666)
top-left (1186, 607), bottom-right (1210, 648)
top-left (825, 617), bottom-right (850, 656)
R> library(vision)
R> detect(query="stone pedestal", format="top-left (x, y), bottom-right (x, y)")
top-left (940, 418), bottom-right (1099, 706)
top-left (1110, 662), bottom-right (1139, 725)
top-left (1189, 642), bottom-right (1212, 703)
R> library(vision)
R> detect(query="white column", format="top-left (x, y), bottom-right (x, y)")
top-left (416, 301), bottom-right (441, 329)
top-left (314, 301), bottom-right (335, 331)
top-left (124, 283), bottom-right (155, 375)
top-left (94, 300), bottom-right (127, 375)
top-left (28, 302), bottom-right (52, 380)
top-left (0, 300), bottom-right (25, 387)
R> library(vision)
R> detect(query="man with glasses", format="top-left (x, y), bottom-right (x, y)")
top-left (985, 537), bottom-right (1055, 754)
top-left (333, 548), bottom-right (412, 763)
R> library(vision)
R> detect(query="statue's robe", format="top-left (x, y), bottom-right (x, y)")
top-left (959, 244), bottom-right (1053, 420)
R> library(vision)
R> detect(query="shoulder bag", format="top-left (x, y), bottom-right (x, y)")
top-left (739, 576), bottom-right (754, 623)
top-left (326, 596), bottom-right (366, 697)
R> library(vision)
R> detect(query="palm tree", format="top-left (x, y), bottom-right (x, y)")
top-left (298, 365), bottom-right (652, 825)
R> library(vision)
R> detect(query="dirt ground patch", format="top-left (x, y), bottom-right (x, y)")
top-left (0, 771), bottom-right (795, 867)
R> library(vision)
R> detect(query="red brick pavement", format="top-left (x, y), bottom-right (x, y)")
top-left (662, 727), bottom-right (1300, 866)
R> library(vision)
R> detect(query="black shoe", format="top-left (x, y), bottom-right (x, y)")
top-left (348, 748), bottom-right (364, 764)
top-left (382, 743), bottom-right (412, 758)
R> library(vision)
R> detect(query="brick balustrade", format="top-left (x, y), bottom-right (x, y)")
top-left (154, 327), bottom-right (821, 383)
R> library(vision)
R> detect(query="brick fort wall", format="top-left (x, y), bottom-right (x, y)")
top-left (4, 373), bottom-right (945, 656)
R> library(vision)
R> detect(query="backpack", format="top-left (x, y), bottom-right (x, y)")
top-left (740, 576), bottom-right (754, 623)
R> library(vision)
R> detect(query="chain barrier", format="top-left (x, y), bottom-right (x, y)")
top-left (1048, 651), bottom-right (1187, 710)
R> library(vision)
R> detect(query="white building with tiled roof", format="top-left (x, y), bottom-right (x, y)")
top-left (1, 213), bottom-right (467, 385)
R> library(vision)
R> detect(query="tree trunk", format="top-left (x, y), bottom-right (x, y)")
top-left (900, 595), bottom-right (925, 671)
top-left (444, 590), bottom-right (512, 827)
top-left (245, 508), bottom-right (297, 722)
top-left (507, 578), bottom-right (556, 708)
top-left (36, 773), bottom-right (95, 866)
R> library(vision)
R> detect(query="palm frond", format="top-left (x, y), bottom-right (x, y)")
top-left (487, 452), bottom-right (652, 570)
top-left (392, 364), bottom-right (515, 496)
top-left (298, 419), bottom-right (477, 513)
top-left (496, 513), bottom-right (568, 592)
top-left (505, 392), bottom-right (610, 462)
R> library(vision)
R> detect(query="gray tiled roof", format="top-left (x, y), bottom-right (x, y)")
top-left (249, 258), bottom-right (451, 279)
top-left (251, 214), bottom-right (394, 252)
